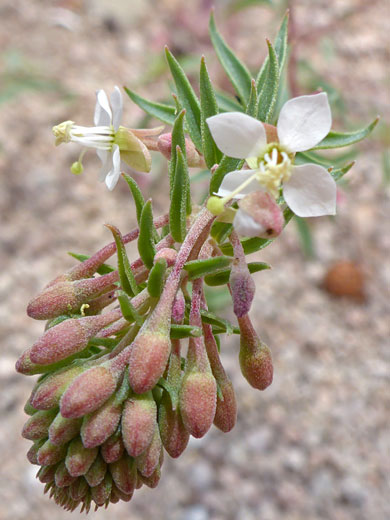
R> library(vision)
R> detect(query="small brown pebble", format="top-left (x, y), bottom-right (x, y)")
top-left (323, 261), bottom-right (366, 302)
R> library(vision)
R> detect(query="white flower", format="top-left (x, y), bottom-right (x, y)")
top-left (53, 87), bottom-right (152, 191)
top-left (206, 93), bottom-right (337, 218)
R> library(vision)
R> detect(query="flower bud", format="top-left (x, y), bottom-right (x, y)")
top-left (27, 439), bottom-right (45, 465)
top-left (229, 231), bottom-right (256, 318)
top-left (27, 272), bottom-right (118, 320)
top-left (22, 409), bottom-right (57, 441)
top-left (80, 394), bottom-right (123, 449)
top-left (55, 461), bottom-right (77, 488)
top-left (213, 378), bottom-right (237, 433)
top-left (136, 427), bottom-right (162, 478)
top-left (37, 465), bottom-right (57, 484)
top-left (69, 477), bottom-right (89, 501)
top-left (65, 437), bottom-right (98, 477)
top-left (179, 371), bottom-right (217, 438)
top-left (60, 364), bottom-right (118, 419)
top-left (109, 454), bottom-right (137, 495)
top-left (139, 464), bottom-right (161, 488)
top-left (121, 392), bottom-right (157, 457)
top-left (31, 365), bottom-right (85, 410)
top-left (158, 393), bottom-right (189, 458)
top-left (90, 472), bottom-right (112, 507)
top-left (154, 247), bottom-right (177, 267)
top-left (101, 430), bottom-right (124, 464)
top-left (238, 315), bottom-right (273, 390)
top-left (30, 311), bottom-right (120, 365)
top-left (49, 413), bottom-right (82, 446)
top-left (110, 484), bottom-right (133, 503)
top-left (37, 439), bottom-right (67, 466)
top-left (234, 191), bottom-right (284, 239)
top-left (157, 133), bottom-right (202, 167)
top-left (84, 454), bottom-right (107, 487)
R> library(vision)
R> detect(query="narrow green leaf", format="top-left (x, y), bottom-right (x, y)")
top-left (124, 87), bottom-right (175, 125)
top-left (311, 117), bottom-right (379, 150)
top-left (330, 161), bottom-right (355, 182)
top-left (246, 79), bottom-right (258, 117)
top-left (105, 224), bottom-right (138, 297)
top-left (147, 258), bottom-right (167, 299)
top-left (255, 11), bottom-right (289, 92)
top-left (215, 91), bottom-right (244, 112)
top-left (170, 324), bottom-right (203, 339)
top-left (205, 261), bottom-right (270, 286)
top-left (200, 56), bottom-right (221, 168)
top-left (157, 378), bottom-right (178, 410)
top-left (121, 174), bottom-right (145, 224)
top-left (170, 146), bottom-right (190, 243)
top-left (184, 256), bottom-right (232, 280)
top-left (257, 40), bottom-right (279, 122)
top-left (210, 221), bottom-right (233, 244)
top-left (200, 309), bottom-right (237, 335)
top-left (169, 109), bottom-right (186, 193)
top-left (67, 252), bottom-right (115, 275)
top-left (209, 11), bottom-right (252, 106)
top-left (209, 156), bottom-right (245, 194)
top-left (165, 47), bottom-right (202, 150)
top-left (117, 290), bottom-right (143, 326)
top-left (138, 200), bottom-right (156, 269)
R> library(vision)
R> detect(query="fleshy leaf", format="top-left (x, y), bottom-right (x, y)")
top-left (165, 47), bottom-right (202, 150)
top-left (210, 221), bottom-right (233, 244)
top-left (117, 290), bottom-right (143, 326)
top-left (200, 56), bottom-right (221, 168)
top-left (121, 174), bottom-right (145, 224)
top-left (170, 324), bottom-right (203, 339)
top-left (170, 146), bottom-right (190, 243)
top-left (199, 309), bottom-right (238, 335)
top-left (205, 261), bottom-right (270, 286)
top-left (209, 11), bottom-right (252, 106)
top-left (169, 110), bottom-right (186, 193)
top-left (257, 40), bottom-right (279, 123)
top-left (311, 117), bottom-right (379, 150)
top-left (124, 87), bottom-right (175, 125)
top-left (105, 224), bottom-right (138, 297)
top-left (183, 256), bottom-right (232, 280)
top-left (138, 200), bottom-right (157, 269)
top-left (147, 258), bottom-right (167, 299)
top-left (246, 79), bottom-right (258, 117)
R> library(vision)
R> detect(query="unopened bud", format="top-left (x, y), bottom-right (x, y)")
top-left (27, 272), bottom-right (118, 320)
top-left (60, 364), bottom-right (118, 419)
top-left (37, 439), bottom-right (67, 466)
top-left (136, 427), bottom-right (162, 478)
top-left (70, 161), bottom-right (83, 175)
top-left (37, 465), bottom-right (57, 484)
top-left (27, 439), bottom-right (45, 465)
top-left (139, 464), bottom-right (161, 488)
top-left (110, 483), bottom-right (133, 503)
top-left (121, 392), bottom-right (157, 457)
top-left (30, 311), bottom-right (120, 365)
top-left (234, 191), bottom-right (284, 238)
top-left (65, 437), bottom-right (98, 477)
top-left (55, 461), bottom-right (77, 488)
top-left (157, 133), bottom-right (202, 167)
top-left (238, 315), bottom-right (273, 390)
top-left (158, 393), bottom-right (189, 458)
top-left (69, 477), bottom-right (89, 501)
top-left (213, 378), bottom-right (237, 433)
top-left (101, 430), bottom-right (124, 464)
top-left (30, 365), bottom-right (84, 410)
top-left (90, 472), bottom-right (112, 506)
top-left (80, 394), bottom-right (123, 449)
top-left (179, 371), bottom-right (217, 438)
top-left (109, 454), bottom-right (137, 495)
top-left (229, 230), bottom-right (256, 318)
top-left (22, 409), bottom-right (57, 440)
top-left (154, 247), bottom-right (177, 266)
top-left (84, 454), bottom-right (107, 487)
top-left (49, 413), bottom-right (82, 446)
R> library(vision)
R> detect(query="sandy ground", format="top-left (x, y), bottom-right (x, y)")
top-left (0, 1), bottom-right (389, 519)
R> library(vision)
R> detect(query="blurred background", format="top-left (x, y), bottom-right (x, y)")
top-left (0, 0), bottom-right (389, 519)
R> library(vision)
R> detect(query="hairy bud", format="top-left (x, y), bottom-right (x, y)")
top-left (154, 247), bottom-right (177, 267)
top-left (101, 430), bottom-right (124, 464)
top-left (30, 365), bottom-right (85, 410)
top-left (157, 133), bottom-right (202, 167)
top-left (121, 392), bottom-right (157, 457)
top-left (229, 230), bottom-right (256, 318)
top-left (49, 413), bottom-right (82, 446)
top-left (55, 462), bottom-right (77, 488)
top-left (22, 409), bottom-right (57, 441)
top-left (84, 454), bottom-right (107, 487)
top-left (109, 454), bottom-right (137, 495)
top-left (37, 439), bottom-right (67, 466)
top-left (158, 393), bottom-right (189, 457)
top-left (136, 427), bottom-right (162, 477)
top-left (65, 437), bottom-right (98, 477)
top-left (238, 315), bottom-right (273, 390)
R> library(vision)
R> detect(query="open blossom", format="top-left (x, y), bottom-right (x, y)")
top-left (207, 93), bottom-right (337, 219)
top-left (53, 87), bottom-right (153, 190)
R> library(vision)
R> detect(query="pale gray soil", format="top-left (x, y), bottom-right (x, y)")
top-left (0, 1), bottom-right (389, 519)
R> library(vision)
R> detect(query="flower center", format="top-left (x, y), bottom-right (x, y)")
top-left (254, 144), bottom-right (292, 198)
top-left (52, 121), bottom-right (115, 151)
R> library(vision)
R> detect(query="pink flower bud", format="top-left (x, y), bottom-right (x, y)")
top-left (69, 477), bottom-right (89, 501)
top-left (136, 427), bottom-right (162, 478)
top-left (229, 231), bottom-right (256, 318)
top-left (238, 315), bottom-right (273, 390)
top-left (30, 365), bottom-right (85, 410)
top-left (27, 272), bottom-right (118, 320)
top-left (30, 311), bottom-right (120, 365)
top-left (60, 364), bottom-right (118, 419)
top-left (101, 430), bottom-right (124, 464)
top-left (37, 439), bottom-right (67, 466)
top-left (27, 439), bottom-right (45, 465)
top-left (128, 331), bottom-right (171, 394)
top-left (154, 247), bottom-right (177, 266)
top-left (80, 394), bottom-right (123, 449)
top-left (157, 133), bottom-right (202, 167)
top-left (55, 461), bottom-right (77, 488)
top-left (84, 454), bottom-right (107, 487)
top-left (22, 409), bottom-right (57, 440)
top-left (109, 454), bottom-right (137, 495)
top-left (121, 392), bottom-right (157, 457)
top-left (139, 464), bottom-right (161, 488)
top-left (65, 437), bottom-right (98, 477)
top-left (179, 371), bottom-right (217, 438)
top-left (90, 473), bottom-right (112, 506)
top-left (158, 394), bottom-right (189, 458)
top-left (49, 413), bottom-right (82, 446)
top-left (234, 191), bottom-right (284, 238)
top-left (213, 378), bottom-right (237, 433)
top-left (37, 465), bottom-right (57, 484)
top-left (110, 484), bottom-right (133, 503)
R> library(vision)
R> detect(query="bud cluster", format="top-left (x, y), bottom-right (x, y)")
top-left (18, 206), bottom-right (272, 512)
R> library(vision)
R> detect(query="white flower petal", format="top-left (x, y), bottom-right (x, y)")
top-left (233, 208), bottom-right (267, 237)
top-left (283, 163), bottom-right (337, 217)
top-left (110, 86), bottom-right (123, 131)
top-left (216, 169), bottom-right (260, 199)
top-left (105, 145), bottom-right (121, 190)
top-left (96, 150), bottom-right (111, 181)
top-left (94, 89), bottom-right (112, 127)
top-left (207, 112), bottom-right (266, 159)
top-left (277, 93), bottom-right (332, 152)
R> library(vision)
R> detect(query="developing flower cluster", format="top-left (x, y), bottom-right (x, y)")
top-left (18, 11), bottom-right (376, 513)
